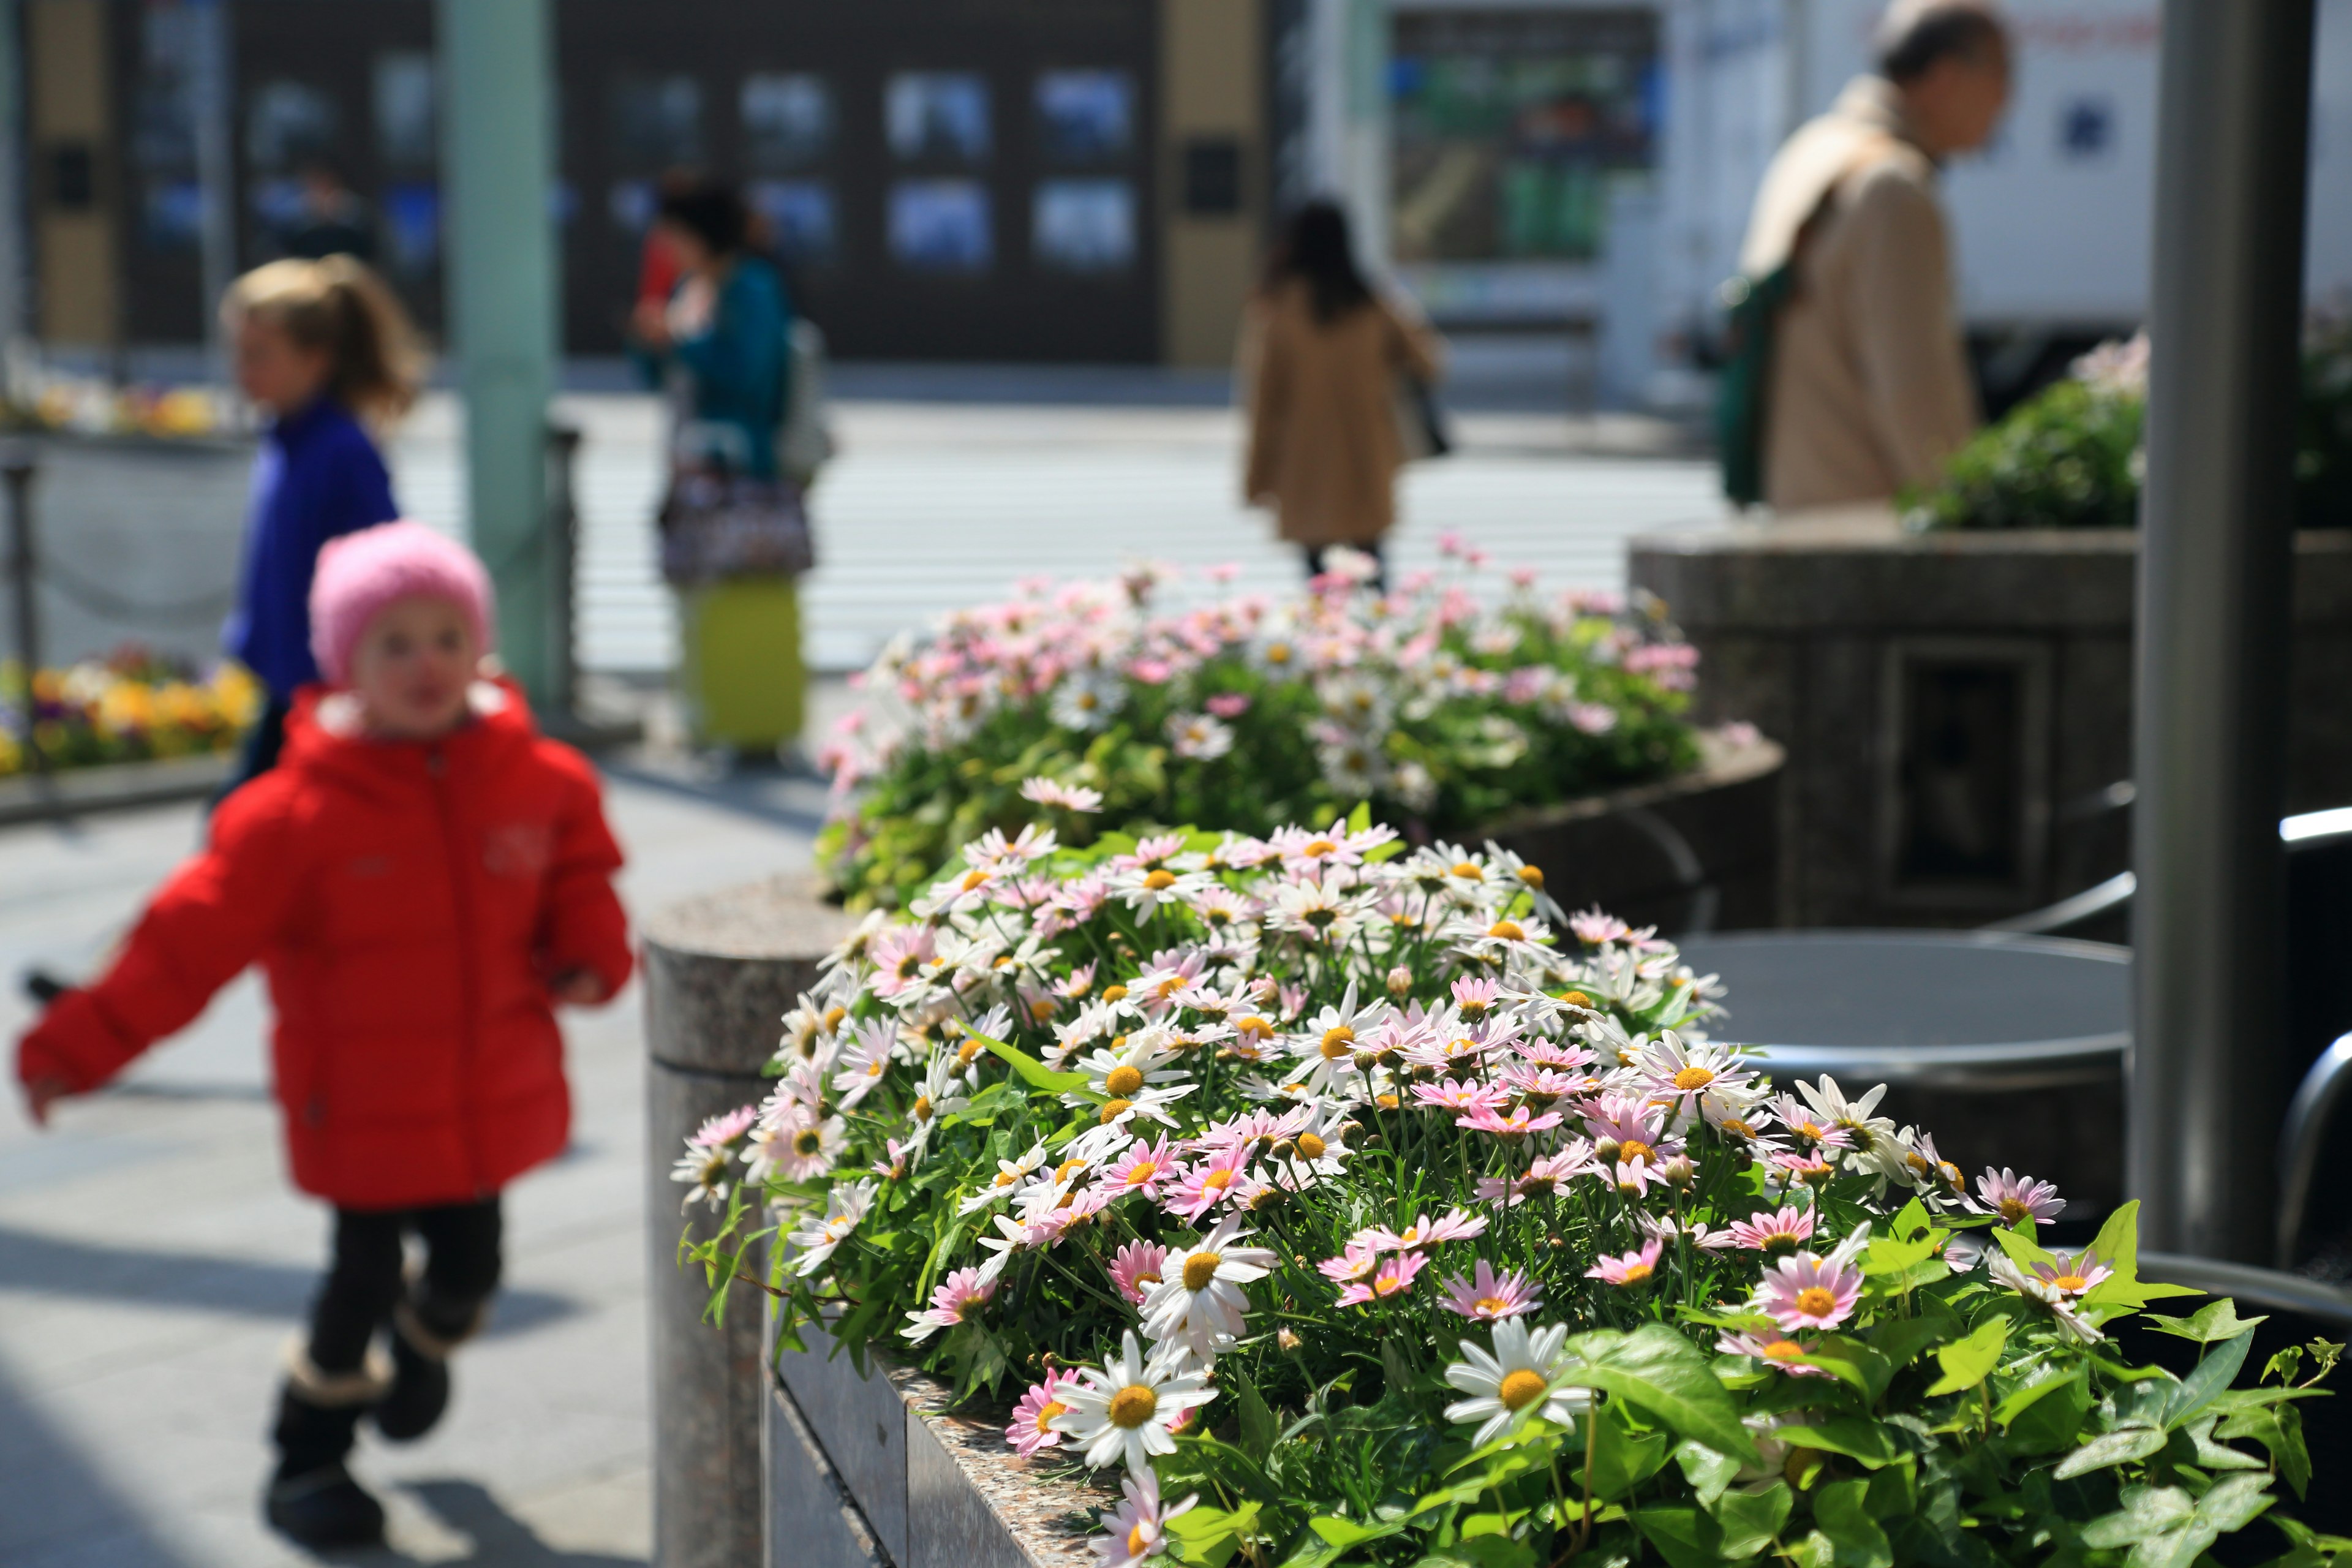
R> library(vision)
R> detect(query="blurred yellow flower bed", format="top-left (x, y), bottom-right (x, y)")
top-left (0, 651), bottom-right (261, 778)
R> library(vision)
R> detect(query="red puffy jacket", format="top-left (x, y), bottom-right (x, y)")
top-left (15, 681), bottom-right (631, 1210)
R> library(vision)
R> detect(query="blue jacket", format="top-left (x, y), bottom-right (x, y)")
top-left (221, 398), bottom-right (401, 701)
top-left (638, 256), bottom-right (791, 479)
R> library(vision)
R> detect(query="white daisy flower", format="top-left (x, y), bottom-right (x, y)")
top-left (1442, 1318), bottom-right (1593, 1445)
top-left (957, 1142), bottom-right (1049, 1216)
top-left (785, 1181), bottom-right (876, 1278)
top-left (1139, 1215), bottom-right (1278, 1361)
top-left (1050, 1330), bottom-right (1218, 1473)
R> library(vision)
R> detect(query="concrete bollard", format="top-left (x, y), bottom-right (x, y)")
top-left (644, 876), bottom-right (851, 1568)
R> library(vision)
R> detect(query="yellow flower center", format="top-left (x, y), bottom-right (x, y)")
top-left (1134, 1270), bottom-right (1161, 1291)
top-left (1762, 1340), bottom-right (1806, 1362)
top-left (960, 869), bottom-right (988, 891)
top-left (1295, 1133), bottom-right (1327, 1160)
top-left (1055, 1158), bottom-right (1087, 1183)
top-left (1452, 861), bottom-right (1482, 879)
top-left (913, 1095), bottom-right (933, 1122)
top-left (821, 1006), bottom-right (847, 1033)
top-left (1267, 643), bottom-right (1292, 665)
top-left (1202, 1169), bottom-right (1234, 1192)
top-left (958, 1038), bottom-right (986, 1066)
top-left (1144, 869), bottom-right (1177, 891)
top-left (1721, 1119), bottom-right (1756, 1140)
top-left (1617, 1262), bottom-right (1654, 1284)
top-left (995, 1170), bottom-right (1018, 1187)
top-left (1794, 1286), bottom-right (1838, 1317)
top-left (1320, 1026), bottom-right (1355, 1060)
top-left (1183, 1253), bottom-right (1222, 1291)
top-left (1497, 1369), bottom-right (1549, 1411)
top-left (1474, 1296), bottom-right (1512, 1316)
top-left (1035, 1400), bottom-right (1068, 1433)
top-left (1237, 1016), bottom-right (1274, 1041)
top-left (1303, 839), bottom-right (1336, 857)
top-left (1102, 985), bottom-right (1129, 1003)
top-left (1618, 1140), bottom-right (1655, 1165)
top-left (1673, 1066), bottom-right (1715, 1091)
top-left (1107, 1384), bottom-right (1159, 1428)
top-left (1128, 1525), bottom-right (1151, 1558)
top-left (1374, 1272), bottom-right (1411, 1297)
top-left (1124, 1160), bottom-right (1159, 1186)
top-left (1559, 991), bottom-right (1591, 1008)
top-left (1999, 1198), bottom-right (2035, 1226)
top-left (1517, 865), bottom-right (1545, 889)
top-left (2051, 1273), bottom-right (2089, 1292)
top-left (1104, 1065), bottom-right (1145, 1097)
top-left (1488, 921), bottom-right (1525, 941)
top-left (1030, 998), bottom-right (1056, 1023)
top-left (1099, 1099), bottom-right (1133, 1123)
top-left (1376, 1093), bottom-right (1400, 1110)
top-left (793, 1129), bottom-right (823, 1156)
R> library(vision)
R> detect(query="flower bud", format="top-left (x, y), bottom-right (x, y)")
top-left (1278, 1328), bottom-right (1303, 1354)
top-left (1661, 1155), bottom-right (1697, 1189)
top-left (1593, 1136), bottom-right (1623, 1166)
top-left (1386, 965), bottom-right (1414, 998)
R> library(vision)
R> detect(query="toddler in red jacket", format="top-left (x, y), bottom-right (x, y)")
top-left (14, 521), bottom-right (633, 1551)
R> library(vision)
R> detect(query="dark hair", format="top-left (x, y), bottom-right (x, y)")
top-left (1876, 1), bottom-right (2008, 83)
top-left (659, 181), bottom-right (748, 256)
top-left (1263, 200), bottom-right (1373, 325)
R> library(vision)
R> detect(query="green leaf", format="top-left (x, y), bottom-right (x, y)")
top-left (1779, 1417), bottom-right (1900, 1469)
top-left (1632, 1508), bottom-right (1723, 1568)
top-left (1586, 1406), bottom-right (1672, 1502)
top-left (1555, 1325), bottom-right (1760, 1463)
top-left (1861, 1232), bottom-right (1940, 1278)
top-left (1866, 1315), bottom-right (1953, 1370)
top-left (1309, 1515), bottom-right (1404, 1551)
top-left (974, 1032), bottom-right (1093, 1096)
top-left (1168, 1503), bottom-right (1261, 1568)
top-left (1347, 799), bottom-right (1373, 834)
top-left (1812, 1480), bottom-right (1893, 1568)
top-left (1233, 1373), bottom-right (1279, 1463)
top-left (2164, 1325), bottom-right (2256, 1430)
top-left (2053, 1424), bottom-right (2166, 1479)
top-left (1924, 1319), bottom-right (2008, 1396)
top-left (2146, 1297), bottom-right (2269, 1345)
top-left (2217, 1401), bottom-right (2312, 1498)
top-left (2003, 1371), bottom-right (2093, 1455)
top-left (2079, 1200), bottom-right (2207, 1310)
top-left (1709, 1483), bottom-right (1794, 1559)
top-left (2082, 1487), bottom-right (2195, 1549)
top-left (1673, 1439), bottom-right (1741, 1506)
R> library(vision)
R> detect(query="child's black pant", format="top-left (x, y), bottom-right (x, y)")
top-left (309, 1196), bottom-right (503, 1371)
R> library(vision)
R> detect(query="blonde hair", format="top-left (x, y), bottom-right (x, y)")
top-left (225, 256), bottom-right (424, 425)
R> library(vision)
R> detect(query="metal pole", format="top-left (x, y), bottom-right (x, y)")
top-left (439, 0), bottom-right (559, 706)
top-left (2128, 0), bottom-right (2315, 1263)
top-left (545, 420), bottom-right (581, 719)
top-left (4, 456), bottom-right (43, 772)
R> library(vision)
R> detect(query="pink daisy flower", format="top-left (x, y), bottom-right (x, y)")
top-left (1716, 1329), bottom-right (1831, 1376)
top-left (1317, 1242), bottom-right (1382, 1284)
top-left (1359, 1208), bottom-right (1488, 1254)
top-left (2026, 1249), bottom-right (2112, 1300)
top-left (1335, 1251), bottom-right (1429, 1307)
top-left (1411, 1077), bottom-right (1511, 1114)
top-left (903, 1267), bottom-right (996, 1343)
top-left (1586, 1238), bottom-right (1665, 1287)
top-left (691, 1106), bottom-right (758, 1147)
top-left (1163, 1146), bottom-right (1252, 1222)
top-left (1727, 1205), bottom-right (1817, 1256)
top-left (1006, 1368), bottom-right (1078, 1457)
top-left (1473, 1145), bottom-right (1593, 1206)
top-left (1970, 1167), bottom-right (2066, 1229)
top-left (1109, 1241), bottom-right (1169, 1305)
top-left (1757, 1253), bottom-right (1863, 1332)
top-left (1459, 1103), bottom-right (1567, 1140)
top-left (1105, 1137), bottom-right (1179, 1199)
top-left (1438, 1260), bottom-right (1543, 1321)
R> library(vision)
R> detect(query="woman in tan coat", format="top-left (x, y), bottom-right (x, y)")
top-left (1243, 201), bottom-right (1443, 582)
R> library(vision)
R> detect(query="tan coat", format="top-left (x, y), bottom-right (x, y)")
top-left (1741, 77), bottom-right (1981, 513)
top-left (1241, 282), bottom-right (1444, 547)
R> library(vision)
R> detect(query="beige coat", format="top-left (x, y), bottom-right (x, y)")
top-left (1242, 282), bottom-right (1444, 547)
top-left (1741, 77), bottom-right (1981, 512)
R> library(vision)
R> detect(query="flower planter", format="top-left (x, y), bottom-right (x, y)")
top-left (1479, 729), bottom-right (1782, 933)
top-left (0, 748), bottom-right (233, 826)
top-left (765, 1316), bottom-right (1105, 1568)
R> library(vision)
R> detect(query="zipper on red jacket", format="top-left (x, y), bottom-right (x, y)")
top-left (428, 745), bottom-right (489, 1197)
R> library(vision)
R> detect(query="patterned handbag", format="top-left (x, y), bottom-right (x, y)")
top-left (657, 467), bottom-right (815, 586)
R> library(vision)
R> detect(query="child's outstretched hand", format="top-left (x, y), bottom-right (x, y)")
top-left (551, 968), bottom-right (607, 1007)
top-left (20, 1075), bottom-right (71, 1128)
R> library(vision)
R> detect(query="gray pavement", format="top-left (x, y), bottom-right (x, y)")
top-left (0, 763), bottom-right (828, 1567)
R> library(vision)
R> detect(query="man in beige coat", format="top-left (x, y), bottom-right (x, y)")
top-left (1741, 1), bottom-right (2012, 512)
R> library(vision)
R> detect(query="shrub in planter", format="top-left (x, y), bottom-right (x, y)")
top-left (815, 543), bottom-right (1704, 911)
top-left (682, 818), bottom-right (2345, 1568)
top-left (1905, 314), bottom-right (2352, 533)
top-left (0, 650), bottom-right (260, 777)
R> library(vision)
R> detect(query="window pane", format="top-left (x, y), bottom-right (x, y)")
top-left (743, 74), bottom-right (832, 170)
top-left (748, 179), bottom-right (838, 267)
top-left (375, 53), bottom-right (437, 170)
top-left (610, 74), bottom-right (703, 171)
top-left (1033, 179), bottom-right (1134, 272)
top-left (246, 80), bottom-right (339, 171)
top-left (886, 73), bottom-right (991, 163)
top-left (889, 179), bottom-right (992, 271)
top-left (1035, 70), bottom-right (1133, 162)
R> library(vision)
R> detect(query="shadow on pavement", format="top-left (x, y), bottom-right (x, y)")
top-left (350, 1479), bottom-right (646, 1567)
top-left (0, 1224), bottom-right (579, 1338)
top-left (0, 1361), bottom-right (194, 1567)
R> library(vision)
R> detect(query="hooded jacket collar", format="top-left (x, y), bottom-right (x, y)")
top-left (278, 676), bottom-right (540, 793)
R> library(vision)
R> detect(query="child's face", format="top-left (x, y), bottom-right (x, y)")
top-left (231, 313), bottom-right (333, 415)
top-left (347, 595), bottom-right (480, 740)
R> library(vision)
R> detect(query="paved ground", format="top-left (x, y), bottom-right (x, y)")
top-left (0, 762), bottom-right (829, 1567)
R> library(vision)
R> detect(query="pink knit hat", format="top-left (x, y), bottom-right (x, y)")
top-left (309, 521), bottom-right (497, 686)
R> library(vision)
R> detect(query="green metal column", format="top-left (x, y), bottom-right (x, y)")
top-left (439, 0), bottom-right (559, 703)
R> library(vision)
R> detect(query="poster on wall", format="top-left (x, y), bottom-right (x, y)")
top-left (1035, 70), bottom-right (1133, 162)
top-left (1033, 179), bottom-right (1135, 271)
top-left (887, 72), bottom-right (992, 163)
top-left (890, 179), bottom-right (992, 271)
top-left (1389, 7), bottom-right (1659, 265)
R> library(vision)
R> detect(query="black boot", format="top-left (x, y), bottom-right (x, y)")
top-left (372, 1295), bottom-right (484, 1442)
top-left (265, 1349), bottom-right (391, 1550)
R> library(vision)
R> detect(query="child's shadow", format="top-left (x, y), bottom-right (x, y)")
top-left (323, 1479), bottom-right (645, 1567)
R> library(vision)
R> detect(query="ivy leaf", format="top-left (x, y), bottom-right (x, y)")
top-left (1632, 1508), bottom-right (1724, 1568)
top-left (1586, 1406), bottom-right (1672, 1501)
top-left (1924, 1319), bottom-right (2008, 1396)
top-left (1812, 1479), bottom-right (1894, 1568)
top-left (2145, 1298), bottom-right (2268, 1346)
top-left (1556, 1325), bottom-right (1760, 1463)
top-left (1308, 1515), bottom-right (1404, 1552)
top-left (973, 1032), bottom-right (1093, 1096)
top-left (2217, 1401), bottom-right (2312, 1498)
top-left (1167, 1502), bottom-right (1259, 1568)
top-left (2052, 1423), bottom-right (2166, 1479)
top-left (2078, 1199), bottom-right (2206, 1310)
top-left (1778, 1417), bottom-right (1899, 1469)
top-left (1867, 1315), bottom-right (1953, 1370)
top-left (2162, 1326), bottom-right (2256, 1431)
top-left (1673, 1439), bottom-right (1742, 1506)
top-left (1708, 1483), bottom-right (1794, 1559)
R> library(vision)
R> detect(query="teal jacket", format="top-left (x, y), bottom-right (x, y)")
top-left (639, 255), bottom-right (792, 480)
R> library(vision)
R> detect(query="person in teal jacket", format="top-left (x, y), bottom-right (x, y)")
top-left (629, 181), bottom-right (806, 756)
